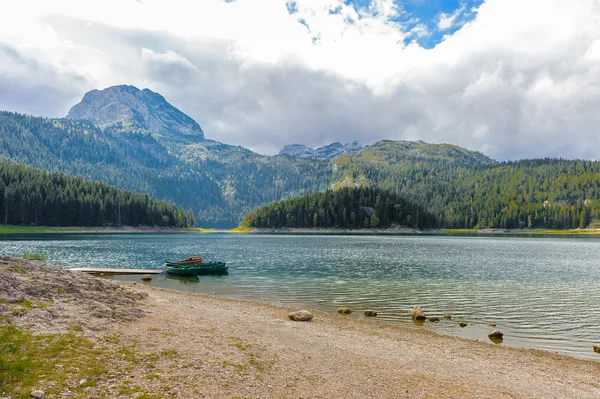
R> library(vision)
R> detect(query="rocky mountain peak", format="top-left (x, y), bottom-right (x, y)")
top-left (278, 141), bottom-right (363, 159)
top-left (66, 85), bottom-right (204, 143)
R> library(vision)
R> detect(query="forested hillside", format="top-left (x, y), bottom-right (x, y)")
top-left (0, 161), bottom-right (194, 227)
top-left (0, 112), bottom-right (331, 227)
top-left (333, 143), bottom-right (600, 229)
top-left (242, 187), bottom-right (438, 229)
top-left (3, 90), bottom-right (600, 230)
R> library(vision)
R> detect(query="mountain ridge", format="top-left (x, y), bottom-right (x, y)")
top-left (279, 141), bottom-right (364, 159)
top-left (3, 85), bottom-right (599, 230)
top-left (66, 85), bottom-right (205, 146)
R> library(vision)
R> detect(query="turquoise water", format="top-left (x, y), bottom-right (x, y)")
top-left (1, 233), bottom-right (600, 360)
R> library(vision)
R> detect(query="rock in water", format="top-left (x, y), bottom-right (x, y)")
top-left (411, 306), bottom-right (426, 320)
top-left (489, 323), bottom-right (496, 327)
top-left (141, 274), bottom-right (152, 282)
top-left (364, 310), bottom-right (378, 317)
top-left (337, 307), bottom-right (352, 314)
top-left (428, 317), bottom-right (440, 323)
top-left (30, 390), bottom-right (45, 399)
top-left (488, 330), bottom-right (503, 339)
top-left (443, 314), bottom-right (452, 319)
top-left (594, 345), bottom-right (600, 354)
top-left (288, 310), bottom-right (313, 321)
top-left (459, 321), bottom-right (468, 327)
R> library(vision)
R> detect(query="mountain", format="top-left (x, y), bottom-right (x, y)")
top-left (66, 85), bottom-right (204, 146)
top-left (278, 141), bottom-right (363, 159)
top-left (2, 84), bottom-right (600, 230)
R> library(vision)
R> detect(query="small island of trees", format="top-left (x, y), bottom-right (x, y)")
top-left (241, 187), bottom-right (438, 230)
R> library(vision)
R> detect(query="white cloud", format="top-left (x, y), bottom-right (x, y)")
top-left (0, 0), bottom-right (600, 160)
top-left (438, 6), bottom-right (464, 31)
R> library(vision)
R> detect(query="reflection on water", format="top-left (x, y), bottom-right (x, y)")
top-left (164, 274), bottom-right (200, 284)
top-left (1, 233), bottom-right (600, 360)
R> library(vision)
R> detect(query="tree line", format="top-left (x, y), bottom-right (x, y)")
top-left (242, 187), bottom-right (438, 229)
top-left (0, 161), bottom-right (195, 227)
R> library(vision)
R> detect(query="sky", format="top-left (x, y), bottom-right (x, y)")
top-left (0, 0), bottom-right (599, 160)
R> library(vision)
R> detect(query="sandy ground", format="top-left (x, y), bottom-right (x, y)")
top-left (111, 283), bottom-right (600, 399)
top-left (2, 257), bottom-right (600, 398)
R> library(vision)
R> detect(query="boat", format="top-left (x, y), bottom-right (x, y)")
top-left (164, 258), bottom-right (228, 275)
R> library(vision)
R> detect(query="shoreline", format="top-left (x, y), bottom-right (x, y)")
top-left (233, 226), bottom-right (600, 235)
top-left (0, 225), bottom-right (212, 234)
top-left (2, 257), bottom-right (600, 398)
top-left (2, 224), bottom-right (600, 235)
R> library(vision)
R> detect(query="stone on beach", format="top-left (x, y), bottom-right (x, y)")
top-left (459, 322), bottom-right (468, 327)
top-left (594, 345), bottom-right (600, 354)
top-left (141, 274), bottom-right (152, 282)
top-left (411, 306), bottom-right (426, 320)
top-left (364, 310), bottom-right (378, 317)
top-left (30, 390), bottom-right (45, 399)
top-left (428, 317), bottom-right (440, 323)
top-left (288, 310), bottom-right (313, 321)
top-left (489, 323), bottom-right (496, 327)
top-left (337, 307), bottom-right (352, 314)
top-left (443, 314), bottom-right (452, 319)
top-left (488, 330), bottom-right (503, 339)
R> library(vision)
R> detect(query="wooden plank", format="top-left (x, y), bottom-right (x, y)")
top-left (69, 268), bottom-right (163, 275)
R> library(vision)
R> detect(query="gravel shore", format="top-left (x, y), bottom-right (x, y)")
top-left (2, 257), bottom-right (600, 398)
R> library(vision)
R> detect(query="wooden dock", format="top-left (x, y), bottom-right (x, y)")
top-left (69, 268), bottom-right (163, 275)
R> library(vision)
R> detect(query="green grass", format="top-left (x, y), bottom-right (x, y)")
top-left (21, 250), bottom-right (48, 261)
top-left (228, 226), bottom-right (251, 233)
top-left (0, 325), bottom-right (109, 398)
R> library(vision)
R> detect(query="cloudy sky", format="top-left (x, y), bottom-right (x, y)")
top-left (1, 0), bottom-right (599, 160)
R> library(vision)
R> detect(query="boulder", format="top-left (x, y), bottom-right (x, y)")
top-left (459, 321), bottom-right (467, 327)
top-left (140, 275), bottom-right (152, 282)
top-left (337, 307), bottom-right (352, 314)
top-left (594, 345), bottom-right (600, 354)
top-left (443, 314), bottom-right (452, 319)
top-left (30, 390), bottom-right (45, 399)
top-left (411, 306), bottom-right (426, 320)
top-left (364, 310), bottom-right (378, 317)
top-left (488, 330), bottom-right (503, 339)
top-left (288, 310), bottom-right (313, 322)
top-left (428, 317), bottom-right (440, 323)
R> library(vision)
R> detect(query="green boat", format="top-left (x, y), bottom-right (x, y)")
top-left (164, 260), bottom-right (228, 275)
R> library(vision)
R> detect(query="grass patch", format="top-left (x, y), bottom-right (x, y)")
top-left (21, 250), bottom-right (48, 261)
top-left (228, 226), bottom-right (250, 233)
top-left (195, 228), bottom-right (215, 233)
top-left (0, 325), bottom-right (108, 398)
top-left (104, 335), bottom-right (121, 344)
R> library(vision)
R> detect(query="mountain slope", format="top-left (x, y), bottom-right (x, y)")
top-left (0, 160), bottom-right (194, 227)
top-left (3, 85), bottom-right (600, 230)
top-left (66, 85), bottom-right (204, 146)
top-left (278, 141), bottom-right (363, 159)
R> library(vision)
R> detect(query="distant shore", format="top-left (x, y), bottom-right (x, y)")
top-left (2, 257), bottom-right (599, 398)
top-left (0, 225), bottom-right (212, 234)
top-left (233, 226), bottom-right (600, 235)
top-left (2, 224), bottom-right (600, 235)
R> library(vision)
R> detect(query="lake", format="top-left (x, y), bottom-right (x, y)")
top-left (1, 233), bottom-right (600, 360)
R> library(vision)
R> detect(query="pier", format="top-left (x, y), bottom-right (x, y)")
top-left (69, 268), bottom-right (163, 275)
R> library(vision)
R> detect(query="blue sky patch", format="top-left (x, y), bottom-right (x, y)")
top-left (342, 0), bottom-right (483, 48)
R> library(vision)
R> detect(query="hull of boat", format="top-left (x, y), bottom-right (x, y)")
top-left (164, 261), bottom-right (228, 275)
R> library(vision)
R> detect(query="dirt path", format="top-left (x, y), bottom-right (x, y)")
top-left (112, 283), bottom-right (600, 398)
